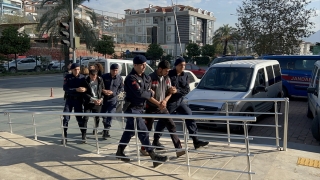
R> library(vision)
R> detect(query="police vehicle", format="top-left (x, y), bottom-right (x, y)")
top-left (261, 55), bottom-right (320, 97)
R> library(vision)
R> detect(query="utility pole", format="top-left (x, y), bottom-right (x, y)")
top-left (70, 0), bottom-right (76, 63)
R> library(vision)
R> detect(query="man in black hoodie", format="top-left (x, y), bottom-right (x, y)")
top-left (81, 69), bottom-right (105, 143)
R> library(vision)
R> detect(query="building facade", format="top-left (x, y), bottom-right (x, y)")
top-left (121, 5), bottom-right (216, 56)
top-left (0, 0), bottom-right (22, 15)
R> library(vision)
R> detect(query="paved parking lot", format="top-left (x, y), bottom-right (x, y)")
top-left (249, 98), bottom-right (319, 146)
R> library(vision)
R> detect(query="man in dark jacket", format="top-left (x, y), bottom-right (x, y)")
top-left (100, 64), bottom-right (123, 139)
top-left (165, 57), bottom-right (209, 149)
top-left (81, 69), bottom-right (105, 143)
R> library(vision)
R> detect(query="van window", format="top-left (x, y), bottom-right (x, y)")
top-left (266, 66), bottom-right (274, 86)
top-left (144, 65), bottom-right (153, 75)
top-left (185, 64), bottom-right (192, 70)
top-left (273, 64), bottom-right (281, 83)
top-left (294, 59), bottom-right (316, 71)
top-left (185, 72), bottom-right (195, 83)
top-left (311, 66), bottom-right (318, 86)
top-left (126, 63), bottom-right (133, 74)
top-left (255, 68), bottom-right (266, 87)
top-left (314, 70), bottom-right (320, 97)
top-left (109, 62), bottom-right (126, 76)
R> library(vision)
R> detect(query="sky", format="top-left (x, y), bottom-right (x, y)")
top-left (83, 0), bottom-right (320, 32)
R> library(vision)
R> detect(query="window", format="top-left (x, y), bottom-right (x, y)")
top-left (138, 27), bottom-right (142, 32)
top-left (144, 65), bottom-right (153, 75)
top-left (266, 66), bottom-right (274, 86)
top-left (167, 26), bottom-right (171, 32)
top-left (273, 64), bottom-right (281, 83)
top-left (126, 63), bottom-right (134, 74)
top-left (185, 72), bottom-right (195, 83)
top-left (185, 64), bottom-right (191, 70)
top-left (255, 68), bottom-right (266, 87)
top-left (146, 18), bottom-right (150, 23)
top-left (110, 62), bottom-right (126, 76)
top-left (294, 59), bottom-right (317, 71)
top-left (314, 70), bottom-right (320, 97)
top-left (153, 17), bottom-right (158, 24)
top-left (167, 35), bottom-right (171, 41)
top-left (191, 64), bottom-right (199, 70)
top-left (167, 17), bottom-right (171, 22)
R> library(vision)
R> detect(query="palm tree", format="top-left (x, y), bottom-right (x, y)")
top-left (212, 24), bottom-right (237, 55)
top-left (36, 0), bottom-right (97, 51)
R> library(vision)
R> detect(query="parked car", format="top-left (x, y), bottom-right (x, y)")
top-left (185, 63), bottom-right (206, 78)
top-left (208, 56), bottom-right (255, 67)
top-left (3, 58), bottom-right (42, 73)
top-left (184, 70), bottom-right (200, 91)
top-left (184, 60), bottom-right (282, 132)
top-left (306, 60), bottom-right (320, 141)
top-left (51, 62), bottom-right (65, 71)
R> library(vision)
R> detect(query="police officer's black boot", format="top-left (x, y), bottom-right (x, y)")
top-left (149, 150), bottom-right (168, 167)
top-left (193, 137), bottom-right (209, 149)
top-left (115, 145), bottom-right (130, 162)
top-left (152, 139), bottom-right (165, 150)
top-left (102, 129), bottom-right (110, 140)
top-left (81, 130), bottom-right (87, 144)
top-left (61, 128), bottom-right (68, 145)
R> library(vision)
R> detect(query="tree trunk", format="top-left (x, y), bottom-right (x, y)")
top-left (223, 40), bottom-right (228, 55)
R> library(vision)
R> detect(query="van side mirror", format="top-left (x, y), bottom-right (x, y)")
top-left (195, 82), bottom-right (199, 87)
top-left (307, 87), bottom-right (317, 96)
top-left (255, 85), bottom-right (268, 93)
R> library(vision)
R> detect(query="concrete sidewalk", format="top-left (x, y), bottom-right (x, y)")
top-left (0, 131), bottom-right (319, 180)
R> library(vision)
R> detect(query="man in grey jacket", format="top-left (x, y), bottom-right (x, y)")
top-left (142, 60), bottom-right (185, 158)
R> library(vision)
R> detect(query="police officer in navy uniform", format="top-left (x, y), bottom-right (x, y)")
top-left (100, 64), bottom-right (123, 139)
top-left (164, 57), bottom-right (209, 149)
top-left (62, 63), bottom-right (86, 144)
top-left (116, 55), bottom-right (168, 167)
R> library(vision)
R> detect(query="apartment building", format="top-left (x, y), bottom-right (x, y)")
top-left (0, 0), bottom-right (22, 15)
top-left (121, 5), bottom-right (216, 56)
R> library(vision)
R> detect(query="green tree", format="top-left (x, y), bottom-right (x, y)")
top-left (237, 0), bottom-right (317, 55)
top-left (201, 44), bottom-right (215, 57)
top-left (146, 43), bottom-right (164, 60)
top-left (0, 26), bottom-right (31, 68)
top-left (186, 42), bottom-right (201, 60)
top-left (214, 43), bottom-right (224, 55)
top-left (94, 35), bottom-right (115, 58)
top-left (212, 24), bottom-right (237, 55)
top-left (36, 0), bottom-right (97, 51)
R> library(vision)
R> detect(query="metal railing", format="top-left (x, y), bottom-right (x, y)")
top-left (3, 111), bottom-right (256, 180)
top-left (185, 98), bottom-right (289, 151)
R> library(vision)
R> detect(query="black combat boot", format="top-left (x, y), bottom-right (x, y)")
top-left (193, 138), bottom-right (209, 149)
top-left (102, 130), bottom-right (108, 140)
top-left (149, 150), bottom-right (168, 167)
top-left (115, 145), bottom-right (130, 162)
top-left (81, 131), bottom-right (87, 144)
top-left (152, 139), bottom-right (165, 150)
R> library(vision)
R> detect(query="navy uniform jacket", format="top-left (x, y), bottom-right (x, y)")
top-left (124, 69), bottom-right (152, 107)
top-left (168, 69), bottom-right (190, 103)
top-left (101, 73), bottom-right (123, 101)
top-left (63, 73), bottom-right (85, 98)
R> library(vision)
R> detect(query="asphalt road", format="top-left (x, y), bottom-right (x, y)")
top-left (0, 74), bottom-right (318, 154)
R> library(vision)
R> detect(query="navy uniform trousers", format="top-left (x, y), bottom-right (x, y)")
top-left (163, 99), bottom-right (198, 139)
top-left (119, 106), bottom-right (153, 152)
top-left (63, 98), bottom-right (83, 132)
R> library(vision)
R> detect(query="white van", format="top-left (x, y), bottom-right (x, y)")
top-left (84, 58), bottom-right (154, 79)
top-left (306, 60), bottom-right (320, 141)
top-left (184, 60), bottom-right (283, 132)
